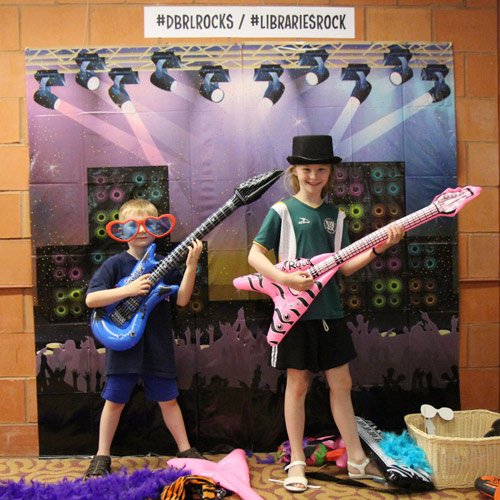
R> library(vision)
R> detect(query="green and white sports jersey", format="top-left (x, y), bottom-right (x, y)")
top-left (253, 196), bottom-right (350, 320)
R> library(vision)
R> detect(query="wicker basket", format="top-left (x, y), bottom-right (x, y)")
top-left (405, 409), bottom-right (500, 489)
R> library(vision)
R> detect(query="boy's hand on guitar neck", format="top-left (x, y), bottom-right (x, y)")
top-left (125, 274), bottom-right (152, 297)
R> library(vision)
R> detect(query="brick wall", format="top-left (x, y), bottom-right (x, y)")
top-left (0, 0), bottom-right (498, 457)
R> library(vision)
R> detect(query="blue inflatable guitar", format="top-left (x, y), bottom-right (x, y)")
top-left (90, 169), bottom-right (283, 351)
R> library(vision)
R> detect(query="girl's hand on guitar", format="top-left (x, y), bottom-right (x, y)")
top-left (283, 270), bottom-right (315, 291)
top-left (377, 224), bottom-right (405, 253)
top-left (126, 274), bottom-right (152, 296)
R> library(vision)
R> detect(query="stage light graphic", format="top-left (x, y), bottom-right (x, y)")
top-left (75, 51), bottom-right (106, 91)
top-left (108, 68), bottom-right (140, 112)
top-left (299, 50), bottom-right (329, 86)
top-left (199, 65), bottom-right (230, 103)
top-left (383, 45), bottom-right (413, 86)
top-left (341, 64), bottom-right (372, 104)
top-left (421, 64), bottom-right (451, 103)
top-left (151, 51), bottom-right (182, 92)
top-left (254, 64), bottom-right (285, 105)
top-left (33, 70), bottom-right (65, 110)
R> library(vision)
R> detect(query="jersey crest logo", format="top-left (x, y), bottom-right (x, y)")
top-left (324, 218), bottom-right (336, 234)
top-left (298, 217), bottom-right (310, 225)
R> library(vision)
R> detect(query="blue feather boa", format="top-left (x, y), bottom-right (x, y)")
top-left (379, 431), bottom-right (433, 474)
top-left (0, 465), bottom-right (190, 500)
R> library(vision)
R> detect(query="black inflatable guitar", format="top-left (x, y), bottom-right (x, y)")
top-left (91, 169), bottom-right (283, 351)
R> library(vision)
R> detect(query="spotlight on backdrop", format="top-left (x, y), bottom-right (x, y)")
top-left (75, 51), bottom-right (106, 91)
top-left (198, 65), bottom-right (230, 103)
top-left (421, 64), bottom-right (451, 103)
top-left (299, 50), bottom-right (330, 86)
top-left (151, 51), bottom-right (182, 92)
top-left (33, 70), bottom-right (65, 110)
top-left (254, 64), bottom-right (285, 105)
top-left (341, 64), bottom-right (372, 104)
top-left (383, 45), bottom-right (413, 86)
top-left (108, 68), bottom-right (139, 112)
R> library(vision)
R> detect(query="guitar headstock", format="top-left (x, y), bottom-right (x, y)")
top-left (432, 186), bottom-right (481, 216)
top-left (234, 169), bottom-right (283, 205)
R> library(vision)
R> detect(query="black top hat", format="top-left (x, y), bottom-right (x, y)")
top-left (287, 135), bottom-right (342, 165)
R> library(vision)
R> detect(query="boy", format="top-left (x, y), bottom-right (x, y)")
top-left (84, 198), bottom-right (204, 480)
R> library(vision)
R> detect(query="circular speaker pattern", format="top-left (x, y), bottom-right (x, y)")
top-left (54, 289), bottom-right (66, 302)
top-left (94, 211), bottom-right (107, 224)
top-left (387, 181), bottom-right (401, 196)
top-left (424, 278), bottom-right (437, 291)
top-left (348, 295), bottom-right (361, 309)
top-left (349, 183), bottom-right (363, 197)
top-left (371, 167), bottom-right (384, 180)
top-left (388, 294), bottom-right (402, 308)
top-left (371, 258), bottom-right (385, 272)
top-left (372, 204), bottom-right (385, 217)
top-left (349, 166), bottom-right (362, 181)
top-left (53, 267), bottom-right (66, 280)
top-left (94, 227), bottom-right (107, 239)
top-left (133, 172), bottom-right (146, 185)
top-left (409, 244), bottom-right (422, 256)
top-left (68, 267), bottom-right (83, 281)
top-left (388, 204), bottom-right (401, 217)
top-left (350, 220), bottom-right (363, 233)
top-left (424, 257), bottom-right (437, 270)
top-left (54, 305), bottom-right (69, 318)
top-left (387, 278), bottom-right (402, 293)
top-left (387, 257), bottom-right (402, 272)
top-left (109, 187), bottom-right (125, 203)
top-left (372, 279), bottom-right (385, 293)
top-left (409, 258), bottom-right (422, 271)
top-left (410, 294), bottom-right (422, 307)
top-left (424, 293), bottom-right (438, 307)
top-left (52, 254), bottom-right (66, 265)
top-left (334, 184), bottom-right (347, 197)
top-left (94, 187), bottom-right (108, 203)
top-left (373, 294), bottom-right (386, 308)
top-left (70, 304), bottom-right (84, 316)
top-left (91, 252), bottom-right (104, 265)
top-left (349, 204), bottom-right (364, 219)
top-left (334, 166), bottom-right (347, 182)
top-left (410, 279), bottom-right (422, 292)
top-left (372, 183), bottom-right (384, 196)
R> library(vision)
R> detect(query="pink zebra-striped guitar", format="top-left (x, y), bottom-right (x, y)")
top-left (233, 186), bottom-right (481, 345)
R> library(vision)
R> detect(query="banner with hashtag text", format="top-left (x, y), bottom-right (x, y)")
top-left (144, 6), bottom-right (355, 38)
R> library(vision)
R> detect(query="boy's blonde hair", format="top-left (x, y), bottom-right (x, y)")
top-left (119, 199), bottom-right (158, 221)
top-left (284, 164), bottom-right (334, 199)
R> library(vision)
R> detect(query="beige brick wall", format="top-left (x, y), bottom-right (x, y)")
top-left (0, 0), bottom-right (498, 457)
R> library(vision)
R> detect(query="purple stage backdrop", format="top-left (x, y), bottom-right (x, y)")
top-left (26, 42), bottom-right (459, 455)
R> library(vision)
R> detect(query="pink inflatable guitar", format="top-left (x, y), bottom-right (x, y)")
top-left (233, 186), bottom-right (481, 345)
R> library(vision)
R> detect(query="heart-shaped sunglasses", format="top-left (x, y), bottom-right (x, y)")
top-left (106, 214), bottom-right (176, 242)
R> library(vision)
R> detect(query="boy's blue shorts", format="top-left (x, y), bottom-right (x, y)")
top-left (102, 374), bottom-right (179, 404)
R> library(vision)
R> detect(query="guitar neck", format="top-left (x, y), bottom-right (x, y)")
top-left (116, 196), bottom-right (242, 314)
top-left (151, 196), bottom-right (241, 283)
top-left (309, 202), bottom-right (440, 279)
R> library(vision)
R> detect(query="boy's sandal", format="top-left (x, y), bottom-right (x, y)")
top-left (176, 447), bottom-right (205, 460)
top-left (347, 458), bottom-right (384, 480)
top-left (283, 460), bottom-right (308, 493)
top-left (83, 455), bottom-right (111, 481)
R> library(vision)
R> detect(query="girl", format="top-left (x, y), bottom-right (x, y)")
top-left (248, 135), bottom-right (404, 492)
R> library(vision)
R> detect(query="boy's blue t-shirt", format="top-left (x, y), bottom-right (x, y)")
top-left (87, 250), bottom-right (182, 378)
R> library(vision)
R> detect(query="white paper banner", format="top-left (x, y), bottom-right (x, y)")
top-left (144, 6), bottom-right (355, 39)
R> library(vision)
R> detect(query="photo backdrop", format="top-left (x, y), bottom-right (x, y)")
top-left (26, 41), bottom-right (458, 456)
